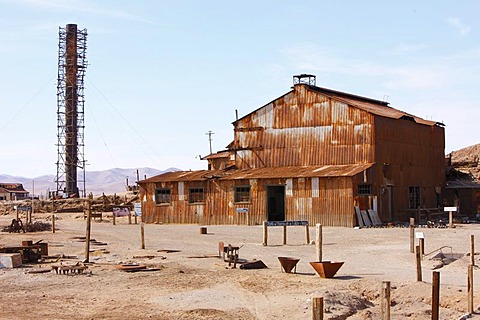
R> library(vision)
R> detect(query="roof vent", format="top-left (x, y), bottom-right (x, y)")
top-left (293, 74), bottom-right (316, 86)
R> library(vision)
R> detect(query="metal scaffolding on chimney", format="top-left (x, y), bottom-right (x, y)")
top-left (56, 24), bottom-right (87, 197)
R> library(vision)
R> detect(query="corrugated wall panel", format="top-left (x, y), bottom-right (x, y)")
top-left (141, 176), bottom-right (355, 227)
top-left (234, 86), bottom-right (375, 169)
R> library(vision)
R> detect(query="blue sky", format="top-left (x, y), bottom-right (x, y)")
top-left (0, 0), bottom-right (479, 177)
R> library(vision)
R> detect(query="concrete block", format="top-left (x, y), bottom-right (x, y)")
top-left (0, 253), bottom-right (22, 268)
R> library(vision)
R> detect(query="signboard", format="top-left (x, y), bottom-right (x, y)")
top-left (444, 207), bottom-right (457, 212)
top-left (236, 208), bottom-right (248, 214)
top-left (415, 232), bottom-right (425, 239)
top-left (16, 205), bottom-right (32, 211)
top-left (113, 207), bottom-right (130, 217)
top-left (265, 220), bottom-right (308, 227)
top-left (134, 202), bottom-right (142, 217)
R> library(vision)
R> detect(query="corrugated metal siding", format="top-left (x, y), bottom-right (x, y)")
top-left (233, 85), bottom-right (375, 169)
top-left (140, 176), bottom-right (355, 227)
top-left (374, 116), bottom-right (445, 218)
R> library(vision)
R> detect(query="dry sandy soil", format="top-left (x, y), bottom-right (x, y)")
top-left (1, 212), bottom-right (480, 320)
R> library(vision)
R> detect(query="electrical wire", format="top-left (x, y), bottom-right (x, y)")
top-left (0, 75), bottom-right (56, 133)
top-left (86, 76), bottom-right (171, 168)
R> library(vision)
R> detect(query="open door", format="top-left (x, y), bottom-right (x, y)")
top-left (267, 185), bottom-right (285, 221)
top-left (381, 186), bottom-right (393, 222)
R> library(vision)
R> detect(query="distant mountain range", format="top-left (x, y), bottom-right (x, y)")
top-left (0, 167), bottom-right (179, 197)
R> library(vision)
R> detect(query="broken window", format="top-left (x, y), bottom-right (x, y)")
top-left (409, 186), bottom-right (421, 209)
top-left (188, 187), bottom-right (204, 204)
top-left (234, 186), bottom-right (251, 203)
top-left (155, 188), bottom-right (171, 204)
top-left (358, 183), bottom-right (372, 196)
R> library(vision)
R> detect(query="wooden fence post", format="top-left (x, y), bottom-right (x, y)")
top-left (262, 221), bottom-right (268, 246)
top-left (312, 296), bottom-right (324, 320)
top-left (449, 210), bottom-right (453, 228)
top-left (305, 224), bottom-right (310, 245)
top-left (410, 217), bottom-right (415, 253)
top-left (283, 225), bottom-right (287, 245)
top-left (432, 271), bottom-right (440, 320)
top-left (471, 235), bottom-right (475, 266)
top-left (140, 222), bottom-right (145, 250)
top-left (468, 264), bottom-right (474, 315)
top-left (52, 214), bottom-right (55, 233)
top-left (416, 245), bottom-right (422, 282)
top-left (316, 224), bottom-right (322, 262)
top-left (419, 238), bottom-right (425, 260)
top-left (84, 194), bottom-right (93, 263)
top-left (381, 281), bottom-right (391, 320)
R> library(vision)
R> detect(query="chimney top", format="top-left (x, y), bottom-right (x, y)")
top-left (293, 74), bottom-right (316, 86)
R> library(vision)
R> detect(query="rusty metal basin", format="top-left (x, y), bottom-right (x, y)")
top-left (278, 256), bottom-right (300, 273)
top-left (309, 261), bottom-right (344, 278)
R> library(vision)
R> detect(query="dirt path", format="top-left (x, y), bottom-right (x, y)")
top-left (1, 212), bottom-right (479, 319)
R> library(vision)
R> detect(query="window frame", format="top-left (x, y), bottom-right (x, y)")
top-left (188, 187), bottom-right (205, 204)
top-left (234, 185), bottom-right (251, 203)
top-left (408, 186), bottom-right (421, 209)
top-left (357, 183), bottom-right (372, 196)
top-left (155, 188), bottom-right (172, 205)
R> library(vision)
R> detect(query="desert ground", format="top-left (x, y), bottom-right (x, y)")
top-left (1, 210), bottom-right (480, 320)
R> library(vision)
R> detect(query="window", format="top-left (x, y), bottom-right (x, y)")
top-left (234, 186), bottom-right (251, 203)
top-left (409, 186), bottom-right (421, 209)
top-left (155, 188), bottom-right (171, 204)
top-left (188, 188), bottom-right (204, 204)
top-left (358, 184), bottom-right (372, 196)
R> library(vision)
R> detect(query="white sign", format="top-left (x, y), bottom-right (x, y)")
top-left (134, 202), bottom-right (142, 217)
top-left (415, 232), bottom-right (425, 239)
top-left (444, 207), bottom-right (457, 212)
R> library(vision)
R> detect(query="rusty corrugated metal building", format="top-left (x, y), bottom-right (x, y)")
top-left (138, 75), bottom-right (445, 227)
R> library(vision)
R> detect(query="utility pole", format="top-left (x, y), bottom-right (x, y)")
top-left (205, 130), bottom-right (214, 154)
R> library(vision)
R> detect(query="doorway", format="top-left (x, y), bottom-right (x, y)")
top-left (381, 186), bottom-right (393, 222)
top-left (267, 185), bottom-right (285, 221)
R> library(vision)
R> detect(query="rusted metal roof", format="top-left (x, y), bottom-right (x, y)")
top-left (203, 150), bottom-right (231, 160)
top-left (222, 164), bottom-right (374, 180)
top-left (139, 164), bottom-right (374, 183)
top-left (0, 183), bottom-right (28, 193)
top-left (234, 84), bottom-right (442, 127)
top-left (307, 86), bottom-right (441, 127)
top-left (139, 170), bottom-right (230, 183)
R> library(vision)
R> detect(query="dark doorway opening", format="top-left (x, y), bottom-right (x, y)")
top-left (267, 185), bottom-right (285, 221)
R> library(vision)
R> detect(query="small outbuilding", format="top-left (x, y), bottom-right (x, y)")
top-left (0, 183), bottom-right (29, 201)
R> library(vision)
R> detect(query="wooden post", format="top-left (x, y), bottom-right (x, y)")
top-left (316, 223), bottom-right (322, 262)
top-left (134, 215), bottom-right (138, 224)
top-left (468, 264), bottom-right (474, 315)
top-left (312, 296), bottom-right (324, 320)
top-left (432, 271), bottom-right (440, 320)
top-left (381, 281), bottom-right (391, 320)
top-left (449, 210), bottom-right (453, 228)
top-left (419, 238), bottom-right (425, 260)
top-left (140, 222), bottom-right (145, 249)
top-left (16, 206), bottom-right (18, 220)
top-left (305, 224), bottom-right (310, 245)
top-left (416, 245), bottom-right (422, 282)
top-left (410, 217), bottom-right (415, 253)
top-left (84, 194), bottom-right (93, 263)
top-left (52, 214), bottom-right (55, 233)
top-left (282, 225), bottom-right (287, 245)
top-left (471, 235), bottom-right (475, 267)
top-left (262, 221), bottom-right (268, 246)
top-left (128, 209), bottom-right (132, 225)
top-left (113, 209), bottom-right (116, 225)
